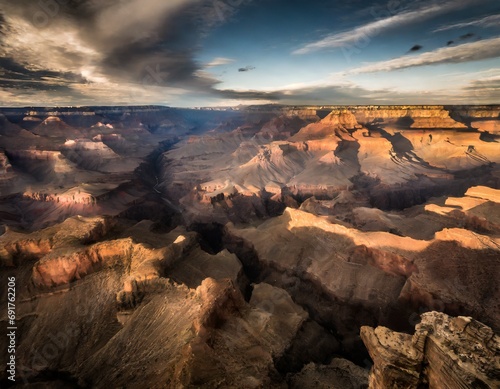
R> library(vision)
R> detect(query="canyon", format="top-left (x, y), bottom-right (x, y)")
top-left (0, 105), bottom-right (499, 388)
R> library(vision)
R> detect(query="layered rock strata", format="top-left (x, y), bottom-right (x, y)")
top-left (361, 312), bottom-right (500, 389)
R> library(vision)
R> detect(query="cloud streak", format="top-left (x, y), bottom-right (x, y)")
top-left (293, 0), bottom-right (475, 54)
top-left (346, 37), bottom-right (500, 74)
top-left (205, 57), bottom-right (235, 67)
top-left (433, 14), bottom-right (500, 32)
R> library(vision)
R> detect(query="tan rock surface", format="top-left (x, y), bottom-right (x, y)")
top-left (361, 312), bottom-right (500, 389)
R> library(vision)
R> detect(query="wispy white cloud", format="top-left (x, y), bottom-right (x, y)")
top-left (442, 68), bottom-right (500, 82)
top-left (345, 37), bottom-right (500, 74)
top-left (433, 14), bottom-right (500, 32)
top-left (205, 57), bottom-right (235, 67)
top-left (293, 0), bottom-right (475, 55)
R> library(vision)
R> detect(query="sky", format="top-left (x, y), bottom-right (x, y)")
top-left (0, 0), bottom-right (499, 107)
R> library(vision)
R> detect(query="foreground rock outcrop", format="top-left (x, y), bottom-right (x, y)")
top-left (0, 214), bottom-right (367, 388)
top-left (361, 312), bottom-right (500, 389)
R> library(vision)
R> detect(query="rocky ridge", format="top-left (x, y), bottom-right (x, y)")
top-left (159, 107), bottom-right (499, 225)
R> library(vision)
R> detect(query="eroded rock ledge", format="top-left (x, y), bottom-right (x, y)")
top-left (361, 312), bottom-right (500, 388)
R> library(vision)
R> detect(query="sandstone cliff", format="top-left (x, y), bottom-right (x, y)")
top-left (353, 107), bottom-right (468, 129)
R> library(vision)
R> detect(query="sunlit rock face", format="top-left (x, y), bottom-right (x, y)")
top-left (0, 105), bottom-right (499, 387)
top-left (160, 105), bottom-right (499, 224)
top-left (353, 106), bottom-right (469, 129)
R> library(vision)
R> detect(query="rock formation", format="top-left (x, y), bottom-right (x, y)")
top-left (361, 311), bottom-right (500, 388)
top-left (158, 106), bottom-right (499, 225)
top-left (0, 105), bottom-right (498, 388)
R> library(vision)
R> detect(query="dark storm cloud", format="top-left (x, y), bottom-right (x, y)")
top-left (0, 78), bottom-right (78, 92)
top-left (238, 66), bottom-right (256, 72)
top-left (0, 57), bottom-right (86, 83)
top-left (0, 0), bottom-right (254, 101)
top-left (87, 1), bottom-right (213, 86)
